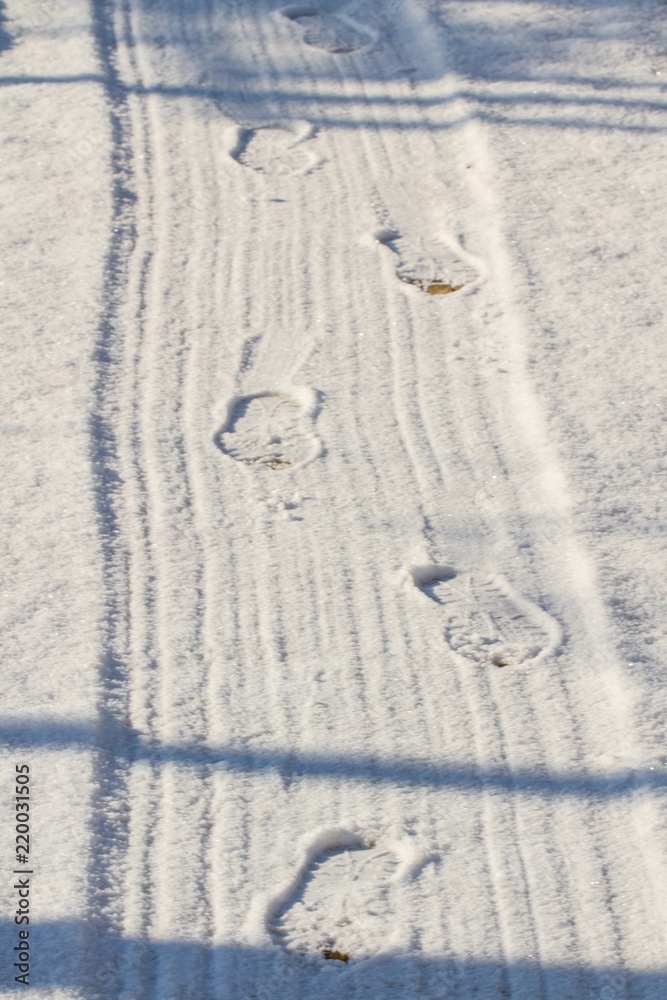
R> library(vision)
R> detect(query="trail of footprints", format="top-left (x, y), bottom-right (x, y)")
top-left (218, 4), bottom-right (563, 968)
top-left (225, 5), bottom-right (374, 178)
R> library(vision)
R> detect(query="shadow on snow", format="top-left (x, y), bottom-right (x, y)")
top-left (1, 717), bottom-right (665, 799)
top-left (0, 920), bottom-right (665, 998)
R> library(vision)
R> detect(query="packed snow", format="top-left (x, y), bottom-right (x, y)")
top-left (1, 0), bottom-right (666, 997)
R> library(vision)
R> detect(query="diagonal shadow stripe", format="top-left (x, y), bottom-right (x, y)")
top-left (1, 718), bottom-right (664, 799)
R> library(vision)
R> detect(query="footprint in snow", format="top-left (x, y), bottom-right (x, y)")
top-left (281, 5), bottom-right (373, 54)
top-left (409, 565), bottom-right (561, 668)
top-left (214, 389), bottom-right (321, 471)
top-left (374, 227), bottom-right (482, 296)
top-left (269, 833), bottom-right (405, 963)
top-left (227, 121), bottom-right (322, 176)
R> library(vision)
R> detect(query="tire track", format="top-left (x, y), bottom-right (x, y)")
top-left (89, 0), bottom-right (218, 995)
top-left (111, 6), bottom-right (164, 993)
top-left (125, 22), bottom-right (215, 1000)
top-left (86, 0), bottom-right (140, 994)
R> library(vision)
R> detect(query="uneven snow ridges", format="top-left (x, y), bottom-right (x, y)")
top-left (80, 0), bottom-right (667, 994)
top-left (1, 0), bottom-right (665, 996)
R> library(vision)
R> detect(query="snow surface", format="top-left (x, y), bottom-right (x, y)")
top-left (1, 0), bottom-right (666, 997)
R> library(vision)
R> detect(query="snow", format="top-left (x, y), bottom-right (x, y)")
top-left (1, 0), bottom-right (666, 997)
